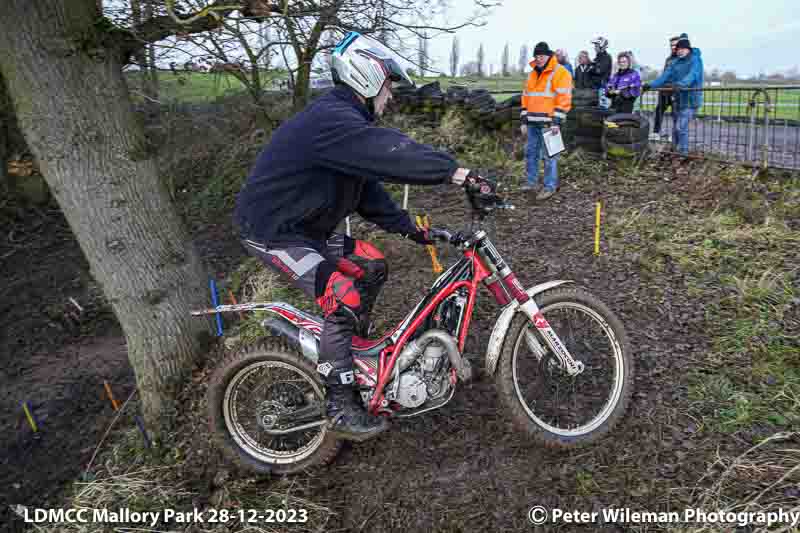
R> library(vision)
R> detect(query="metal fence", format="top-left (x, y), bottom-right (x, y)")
top-left (637, 86), bottom-right (800, 169)
top-left (478, 84), bottom-right (800, 169)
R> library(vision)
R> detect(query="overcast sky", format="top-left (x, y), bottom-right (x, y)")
top-left (422, 0), bottom-right (800, 77)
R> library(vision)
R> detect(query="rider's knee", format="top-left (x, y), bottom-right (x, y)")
top-left (315, 265), bottom-right (361, 318)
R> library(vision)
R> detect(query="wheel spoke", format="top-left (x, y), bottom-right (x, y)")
top-left (512, 300), bottom-right (624, 437)
top-left (224, 360), bottom-right (327, 464)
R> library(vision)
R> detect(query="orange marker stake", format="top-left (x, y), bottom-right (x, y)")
top-left (417, 215), bottom-right (444, 274)
top-left (228, 289), bottom-right (245, 319)
top-left (104, 381), bottom-right (120, 411)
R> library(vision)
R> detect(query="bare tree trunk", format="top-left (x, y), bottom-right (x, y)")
top-left (0, 0), bottom-right (212, 436)
top-left (0, 72), bottom-right (10, 185)
top-left (142, 1), bottom-right (159, 101)
top-left (293, 56), bottom-right (312, 112)
top-left (131, 0), bottom-right (159, 108)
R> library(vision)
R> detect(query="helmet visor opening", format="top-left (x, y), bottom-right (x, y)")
top-left (383, 58), bottom-right (415, 89)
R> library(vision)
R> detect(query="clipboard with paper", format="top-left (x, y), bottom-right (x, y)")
top-left (542, 127), bottom-right (565, 157)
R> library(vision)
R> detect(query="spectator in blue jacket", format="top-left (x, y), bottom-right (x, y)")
top-left (556, 49), bottom-right (574, 77)
top-left (645, 37), bottom-right (704, 156)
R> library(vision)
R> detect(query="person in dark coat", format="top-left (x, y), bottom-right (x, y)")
top-left (590, 36), bottom-right (612, 89)
top-left (651, 35), bottom-right (682, 139)
top-left (645, 36), bottom-right (704, 156)
top-left (574, 50), bottom-right (593, 90)
top-left (234, 31), bottom-right (491, 441)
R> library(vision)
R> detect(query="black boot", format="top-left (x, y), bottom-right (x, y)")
top-left (325, 384), bottom-right (389, 441)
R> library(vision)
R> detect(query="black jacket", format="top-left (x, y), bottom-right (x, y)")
top-left (574, 64), bottom-right (593, 89)
top-left (590, 51), bottom-right (612, 89)
top-left (234, 85), bottom-right (459, 249)
top-left (663, 53), bottom-right (677, 71)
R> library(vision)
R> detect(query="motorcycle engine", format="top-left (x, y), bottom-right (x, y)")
top-left (393, 339), bottom-right (451, 408)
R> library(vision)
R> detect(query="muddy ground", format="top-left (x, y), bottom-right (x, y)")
top-left (0, 204), bottom-right (244, 532)
top-left (1, 124), bottom-right (795, 532)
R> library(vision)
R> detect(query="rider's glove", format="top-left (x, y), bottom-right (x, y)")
top-left (406, 226), bottom-right (434, 245)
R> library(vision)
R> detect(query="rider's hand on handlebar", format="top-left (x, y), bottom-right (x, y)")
top-left (463, 170), bottom-right (497, 195)
top-left (450, 168), bottom-right (471, 186)
top-left (406, 225), bottom-right (435, 246)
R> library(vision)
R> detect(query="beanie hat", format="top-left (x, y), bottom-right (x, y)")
top-left (533, 42), bottom-right (552, 56)
top-left (676, 38), bottom-right (691, 50)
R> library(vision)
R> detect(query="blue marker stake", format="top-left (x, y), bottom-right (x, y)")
top-left (209, 278), bottom-right (224, 337)
top-left (134, 415), bottom-right (152, 448)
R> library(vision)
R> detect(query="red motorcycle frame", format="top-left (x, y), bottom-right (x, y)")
top-left (195, 227), bottom-right (585, 416)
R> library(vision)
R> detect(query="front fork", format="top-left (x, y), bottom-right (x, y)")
top-left (519, 300), bottom-right (585, 376)
top-left (473, 231), bottom-right (584, 376)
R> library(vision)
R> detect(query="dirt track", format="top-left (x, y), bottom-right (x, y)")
top-left (293, 173), bottom-right (715, 531)
top-left (1, 151), bottom-right (777, 532)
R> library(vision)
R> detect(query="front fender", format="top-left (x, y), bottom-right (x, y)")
top-left (484, 280), bottom-right (573, 375)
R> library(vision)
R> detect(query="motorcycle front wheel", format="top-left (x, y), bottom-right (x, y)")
top-left (496, 286), bottom-right (634, 447)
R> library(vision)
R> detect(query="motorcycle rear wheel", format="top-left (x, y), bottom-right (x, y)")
top-left (496, 287), bottom-right (634, 447)
top-left (208, 338), bottom-right (342, 475)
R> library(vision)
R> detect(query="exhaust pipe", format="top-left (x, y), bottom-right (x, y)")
top-left (396, 329), bottom-right (473, 382)
top-left (262, 318), bottom-right (320, 362)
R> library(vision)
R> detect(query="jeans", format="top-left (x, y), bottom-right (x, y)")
top-left (673, 107), bottom-right (695, 156)
top-left (526, 125), bottom-right (558, 191)
top-left (653, 92), bottom-right (672, 133)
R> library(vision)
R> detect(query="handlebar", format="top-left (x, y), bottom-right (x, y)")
top-left (463, 175), bottom-right (514, 215)
top-left (428, 227), bottom-right (455, 243)
top-left (424, 176), bottom-right (514, 247)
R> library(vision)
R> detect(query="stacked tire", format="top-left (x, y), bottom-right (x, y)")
top-left (492, 95), bottom-right (518, 130)
top-left (417, 82), bottom-right (445, 116)
top-left (572, 88), bottom-right (599, 108)
top-left (601, 113), bottom-right (650, 157)
top-left (566, 107), bottom-right (615, 153)
top-left (393, 84), bottom-right (417, 113)
top-left (446, 85), bottom-right (469, 106)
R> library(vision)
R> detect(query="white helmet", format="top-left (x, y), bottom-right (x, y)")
top-left (591, 36), bottom-right (609, 51)
top-left (331, 32), bottom-right (415, 99)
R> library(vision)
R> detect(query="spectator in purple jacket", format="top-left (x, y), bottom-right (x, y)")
top-left (605, 52), bottom-right (642, 114)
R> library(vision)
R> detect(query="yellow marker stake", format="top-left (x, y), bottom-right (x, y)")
top-left (594, 201), bottom-right (602, 256)
top-left (22, 402), bottom-right (38, 433)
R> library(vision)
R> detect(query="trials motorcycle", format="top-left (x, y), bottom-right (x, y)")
top-left (193, 181), bottom-right (633, 474)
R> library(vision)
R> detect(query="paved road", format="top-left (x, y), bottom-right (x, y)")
top-left (641, 111), bottom-right (800, 169)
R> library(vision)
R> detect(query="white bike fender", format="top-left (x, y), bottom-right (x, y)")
top-left (484, 280), bottom-right (573, 375)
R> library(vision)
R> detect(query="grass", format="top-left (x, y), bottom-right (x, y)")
top-left (22, 398), bottom-right (335, 533)
top-left (225, 257), bottom-right (314, 348)
top-left (126, 70), bottom-right (289, 103)
top-left (609, 168), bottom-right (800, 437)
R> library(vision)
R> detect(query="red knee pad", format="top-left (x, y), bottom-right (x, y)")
top-left (336, 257), bottom-right (365, 279)
top-left (316, 272), bottom-right (361, 317)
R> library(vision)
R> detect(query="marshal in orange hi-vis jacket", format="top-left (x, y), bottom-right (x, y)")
top-left (520, 55), bottom-right (573, 125)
